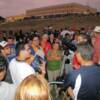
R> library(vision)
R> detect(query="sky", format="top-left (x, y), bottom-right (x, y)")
top-left (0, 0), bottom-right (100, 17)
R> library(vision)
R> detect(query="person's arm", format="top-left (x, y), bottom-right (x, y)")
top-left (39, 61), bottom-right (46, 77)
top-left (54, 54), bottom-right (61, 60)
top-left (54, 51), bottom-right (62, 60)
top-left (62, 72), bottom-right (75, 91)
top-left (47, 50), bottom-right (53, 61)
top-left (61, 73), bottom-right (75, 99)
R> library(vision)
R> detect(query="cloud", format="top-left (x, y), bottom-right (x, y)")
top-left (0, 1), bottom-right (6, 6)
top-left (0, 0), bottom-right (100, 17)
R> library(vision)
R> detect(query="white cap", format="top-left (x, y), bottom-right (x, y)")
top-left (0, 41), bottom-right (8, 48)
top-left (94, 26), bottom-right (100, 33)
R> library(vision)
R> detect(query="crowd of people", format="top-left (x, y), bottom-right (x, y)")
top-left (0, 25), bottom-right (100, 100)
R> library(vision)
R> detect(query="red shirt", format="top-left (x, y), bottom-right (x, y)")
top-left (72, 53), bottom-right (81, 70)
top-left (92, 35), bottom-right (100, 63)
top-left (41, 41), bottom-right (51, 56)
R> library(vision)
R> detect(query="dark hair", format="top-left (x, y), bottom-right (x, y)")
top-left (79, 33), bottom-right (90, 43)
top-left (31, 34), bottom-right (40, 41)
top-left (7, 36), bottom-right (14, 40)
top-left (15, 42), bottom-right (27, 56)
top-left (0, 55), bottom-right (8, 71)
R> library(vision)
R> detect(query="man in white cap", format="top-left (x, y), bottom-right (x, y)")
top-left (0, 41), bottom-right (10, 56)
top-left (92, 26), bottom-right (100, 64)
top-left (0, 41), bottom-right (12, 83)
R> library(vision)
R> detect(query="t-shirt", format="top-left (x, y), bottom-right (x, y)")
top-left (30, 47), bottom-right (45, 72)
top-left (63, 64), bottom-right (100, 100)
top-left (93, 35), bottom-right (100, 63)
top-left (0, 82), bottom-right (16, 100)
top-left (72, 53), bottom-right (80, 70)
top-left (41, 42), bottom-right (51, 55)
top-left (47, 50), bottom-right (61, 71)
top-left (9, 58), bottom-right (35, 85)
top-left (47, 60), bottom-right (61, 70)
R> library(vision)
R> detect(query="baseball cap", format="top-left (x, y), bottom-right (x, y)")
top-left (0, 41), bottom-right (8, 48)
top-left (93, 26), bottom-right (100, 33)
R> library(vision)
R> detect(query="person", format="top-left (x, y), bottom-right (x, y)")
top-left (0, 55), bottom-right (16, 100)
top-left (9, 42), bottom-right (35, 85)
top-left (7, 36), bottom-right (16, 55)
top-left (92, 26), bottom-right (100, 64)
top-left (0, 40), bottom-right (12, 83)
top-left (72, 33), bottom-right (90, 70)
top-left (63, 43), bottom-right (100, 100)
top-left (48, 33), bottom-right (55, 45)
top-left (27, 34), bottom-right (45, 73)
top-left (7, 36), bottom-right (16, 61)
top-left (41, 34), bottom-right (51, 56)
top-left (47, 42), bottom-right (62, 82)
top-left (15, 74), bottom-right (51, 100)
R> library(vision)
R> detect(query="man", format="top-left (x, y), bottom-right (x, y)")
top-left (63, 43), bottom-right (100, 100)
top-left (0, 41), bottom-right (12, 83)
top-left (9, 42), bottom-right (35, 85)
top-left (92, 26), bottom-right (100, 64)
top-left (7, 36), bottom-right (16, 55)
top-left (0, 41), bottom-right (10, 57)
top-left (0, 55), bottom-right (16, 100)
top-left (28, 34), bottom-right (45, 73)
top-left (72, 33), bottom-right (90, 70)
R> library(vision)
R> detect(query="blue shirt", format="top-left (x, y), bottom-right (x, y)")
top-left (30, 47), bottom-right (46, 72)
top-left (64, 64), bottom-right (100, 100)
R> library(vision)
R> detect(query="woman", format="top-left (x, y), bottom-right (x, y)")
top-left (47, 42), bottom-right (62, 82)
top-left (41, 34), bottom-right (51, 56)
top-left (15, 75), bottom-right (51, 100)
top-left (48, 33), bottom-right (55, 45)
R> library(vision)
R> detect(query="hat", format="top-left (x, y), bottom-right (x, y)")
top-left (94, 26), bottom-right (100, 33)
top-left (0, 41), bottom-right (8, 48)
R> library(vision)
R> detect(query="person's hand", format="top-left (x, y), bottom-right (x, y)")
top-left (39, 61), bottom-right (46, 77)
top-left (67, 87), bottom-right (74, 99)
top-left (51, 55), bottom-right (55, 59)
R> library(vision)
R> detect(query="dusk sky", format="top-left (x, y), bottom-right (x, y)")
top-left (0, 0), bottom-right (100, 17)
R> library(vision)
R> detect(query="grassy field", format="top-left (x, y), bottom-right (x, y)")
top-left (0, 15), bottom-right (100, 33)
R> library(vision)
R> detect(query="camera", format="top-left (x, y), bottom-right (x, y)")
top-left (62, 39), bottom-right (77, 52)
top-left (65, 58), bottom-right (70, 64)
top-left (34, 55), bottom-right (46, 74)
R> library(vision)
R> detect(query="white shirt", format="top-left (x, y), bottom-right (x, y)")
top-left (9, 58), bottom-right (35, 85)
top-left (0, 82), bottom-right (16, 100)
